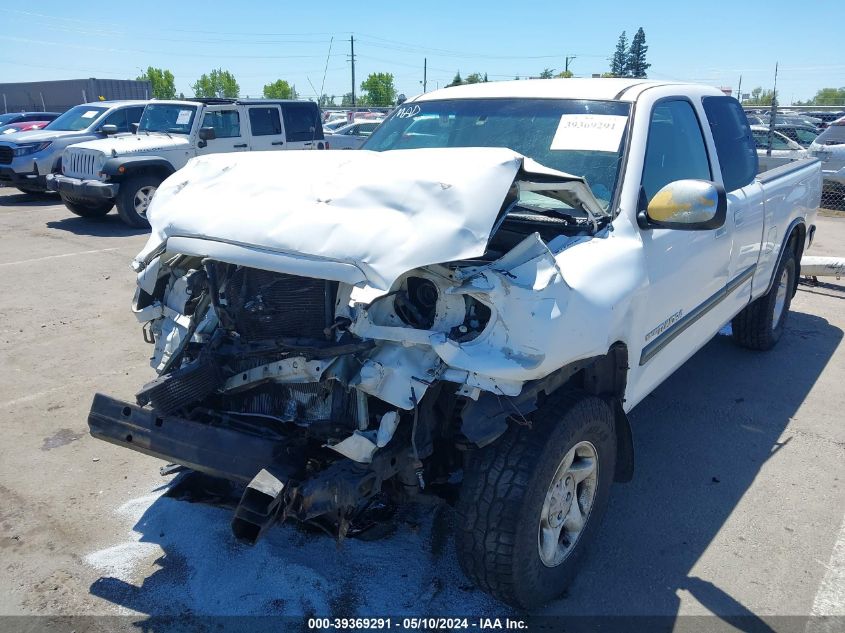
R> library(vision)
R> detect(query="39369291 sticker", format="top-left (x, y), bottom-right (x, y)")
top-left (550, 114), bottom-right (628, 152)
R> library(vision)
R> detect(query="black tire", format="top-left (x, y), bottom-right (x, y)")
top-left (455, 391), bottom-right (616, 609)
top-left (115, 174), bottom-right (161, 228)
top-left (731, 242), bottom-right (796, 351)
top-left (16, 186), bottom-right (41, 195)
top-left (60, 193), bottom-right (114, 218)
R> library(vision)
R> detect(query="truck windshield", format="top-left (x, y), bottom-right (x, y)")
top-left (44, 105), bottom-right (107, 131)
top-left (364, 98), bottom-right (631, 209)
top-left (138, 104), bottom-right (198, 135)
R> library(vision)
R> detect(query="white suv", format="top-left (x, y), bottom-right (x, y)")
top-left (48, 99), bottom-right (325, 227)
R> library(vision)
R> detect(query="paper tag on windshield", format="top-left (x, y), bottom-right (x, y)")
top-left (176, 110), bottom-right (192, 125)
top-left (550, 114), bottom-right (627, 152)
top-left (81, 110), bottom-right (99, 119)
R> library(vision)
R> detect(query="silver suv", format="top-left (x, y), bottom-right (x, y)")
top-left (0, 101), bottom-right (147, 194)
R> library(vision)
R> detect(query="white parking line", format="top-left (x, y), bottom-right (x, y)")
top-left (807, 513), bottom-right (845, 631)
top-left (0, 247), bottom-right (119, 267)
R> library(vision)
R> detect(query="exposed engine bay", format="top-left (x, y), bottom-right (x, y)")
top-left (89, 147), bottom-right (617, 544)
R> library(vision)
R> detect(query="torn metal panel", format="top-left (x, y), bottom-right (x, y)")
top-left (350, 343), bottom-right (440, 410)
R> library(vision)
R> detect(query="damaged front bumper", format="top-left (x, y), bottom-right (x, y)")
top-left (89, 392), bottom-right (407, 543)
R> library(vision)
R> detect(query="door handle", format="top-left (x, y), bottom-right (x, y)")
top-left (271, 141), bottom-right (284, 146)
top-left (302, 142), bottom-right (313, 146)
top-left (234, 144), bottom-right (247, 148)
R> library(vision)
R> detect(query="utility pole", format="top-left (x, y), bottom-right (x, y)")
top-left (350, 35), bottom-right (356, 108)
top-left (565, 56), bottom-right (577, 74)
top-left (423, 58), bottom-right (427, 92)
top-left (766, 62), bottom-right (779, 158)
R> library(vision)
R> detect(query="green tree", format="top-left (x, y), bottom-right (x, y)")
top-left (318, 94), bottom-right (336, 107)
top-left (626, 28), bottom-right (650, 78)
top-left (263, 79), bottom-right (297, 99)
top-left (539, 68), bottom-right (555, 79)
top-left (136, 66), bottom-right (176, 100)
top-left (465, 72), bottom-right (484, 84)
top-left (803, 87), bottom-right (845, 105)
top-left (744, 87), bottom-right (775, 106)
top-left (192, 68), bottom-right (240, 98)
top-left (447, 72), bottom-right (463, 87)
top-left (359, 72), bottom-right (396, 106)
top-left (556, 70), bottom-right (574, 78)
top-left (610, 31), bottom-right (628, 77)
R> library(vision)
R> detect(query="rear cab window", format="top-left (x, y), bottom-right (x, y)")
top-left (701, 96), bottom-right (758, 190)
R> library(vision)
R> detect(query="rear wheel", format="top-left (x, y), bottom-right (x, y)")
top-left (115, 174), bottom-right (161, 228)
top-left (731, 242), bottom-right (796, 350)
top-left (60, 193), bottom-right (114, 218)
top-left (455, 391), bottom-right (616, 609)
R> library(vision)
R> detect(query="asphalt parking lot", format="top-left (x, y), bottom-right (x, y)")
top-left (0, 187), bottom-right (843, 632)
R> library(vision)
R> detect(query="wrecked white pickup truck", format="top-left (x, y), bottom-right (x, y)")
top-left (88, 79), bottom-right (821, 608)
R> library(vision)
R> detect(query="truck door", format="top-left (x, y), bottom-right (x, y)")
top-left (633, 98), bottom-right (732, 390)
top-left (702, 96), bottom-right (765, 317)
top-left (246, 105), bottom-right (286, 151)
top-left (196, 106), bottom-right (249, 154)
top-left (281, 103), bottom-right (324, 150)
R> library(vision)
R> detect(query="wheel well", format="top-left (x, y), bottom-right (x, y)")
top-left (123, 165), bottom-right (172, 182)
top-left (788, 223), bottom-right (806, 296)
top-left (576, 342), bottom-right (633, 482)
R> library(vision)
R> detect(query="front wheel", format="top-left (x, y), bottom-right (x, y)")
top-left (115, 174), bottom-right (160, 228)
top-left (731, 243), bottom-right (796, 350)
top-left (60, 193), bottom-right (114, 218)
top-left (455, 391), bottom-right (616, 609)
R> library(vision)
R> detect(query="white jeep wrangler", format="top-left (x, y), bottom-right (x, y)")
top-left (48, 98), bottom-right (325, 227)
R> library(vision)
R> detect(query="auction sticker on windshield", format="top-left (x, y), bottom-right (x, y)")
top-left (176, 110), bottom-right (192, 125)
top-left (551, 114), bottom-right (627, 152)
top-left (81, 110), bottom-right (99, 119)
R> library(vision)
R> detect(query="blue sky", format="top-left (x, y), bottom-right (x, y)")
top-left (0, 1), bottom-right (842, 104)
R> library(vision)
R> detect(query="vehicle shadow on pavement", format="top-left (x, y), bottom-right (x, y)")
top-left (538, 309), bottom-right (842, 630)
top-left (0, 191), bottom-right (59, 207)
top-left (85, 310), bottom-right (841, 628)
top-left (46, 216), bottom-right (149, 237)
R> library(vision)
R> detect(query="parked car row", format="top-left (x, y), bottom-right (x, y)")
top-left (0, 97), bottom-right (327, 226)
top-left (749, 115), bottom-right (845, 196)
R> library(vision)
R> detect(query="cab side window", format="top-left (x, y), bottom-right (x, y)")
top-left (202, 110), bottom-right (241, 138)
top-left (102, 109), bottom-right (130, 133)
top-left (702, 96), bottom-right (758, 191)
top-left (248, 107), bottom-right (282, 136)
top-left (641, 100), bottom-right (711, 201)
top-left (282, 104), bottom-right (319, 142)
top-left (126, 107), bottom-right (145, 127)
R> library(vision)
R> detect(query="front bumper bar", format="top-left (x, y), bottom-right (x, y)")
top-left (47, 174), bottom-right (119, 200)
top-left (88, 393), bottom-right (288, 484)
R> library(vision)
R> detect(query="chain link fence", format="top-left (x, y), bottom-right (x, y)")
top-left (743, 104), bottom-right (845, 211)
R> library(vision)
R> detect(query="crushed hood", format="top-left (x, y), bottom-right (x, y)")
top-left (137, 147), bottom-right (602, 291)
top-left (72, 133), bottom-right (191, 155)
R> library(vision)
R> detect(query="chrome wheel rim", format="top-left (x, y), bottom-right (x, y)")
top-left (773, 268), bottom-right (789, 329)
top-left (133, 185), bottom-right (157, 217)
top-left (538, 440), bottom-right (598, 568)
